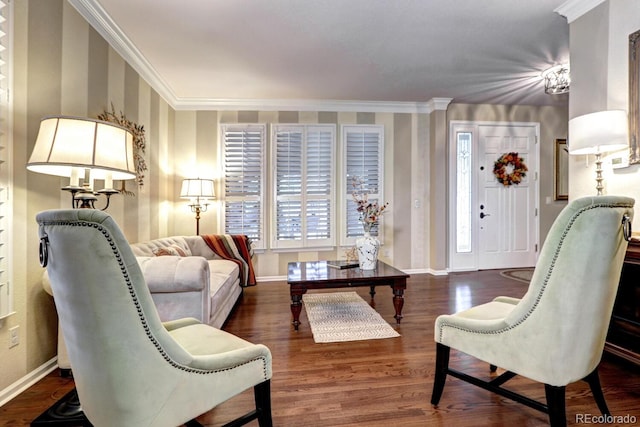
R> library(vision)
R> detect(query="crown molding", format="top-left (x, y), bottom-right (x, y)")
top-left (173, 97), bottom-right (452, 113)
top-left (425, 98), bottom-right (453, 112)
top-left (68, 0), bottom-right (178, 105)
top-left (555, 0), bottom-right (607, 23)
top-left (70, 0), bottom-right (452, 114)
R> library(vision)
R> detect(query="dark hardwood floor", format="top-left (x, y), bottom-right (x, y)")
top-left (1, 270), bottom-right (639, 426)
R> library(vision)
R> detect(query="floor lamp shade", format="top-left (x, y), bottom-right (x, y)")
top-left (180, 179), bottom-right (215, 200)
top-left (180, 178), bottom-right (215, 235)
top-left (568, 110), bottom-right (629, 155)
top-left (27, 116), bottom-right (136, 181)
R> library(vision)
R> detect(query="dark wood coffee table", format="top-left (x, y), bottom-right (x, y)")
top-left (286, 260), bottom-right (410, 330)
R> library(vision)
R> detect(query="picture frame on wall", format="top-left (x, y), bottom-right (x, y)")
top-left (554, 138), bottom-right (568, 201)
top-left (629, 29), bottom-right (640, 165)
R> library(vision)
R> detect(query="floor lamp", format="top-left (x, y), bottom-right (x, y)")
top-left (180, 178), bottom-right (215, 235)
top-left (568, 110), bottom-right (629, 195)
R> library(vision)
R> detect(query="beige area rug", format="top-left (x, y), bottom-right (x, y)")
top-left (500, 268), bottom-right (534, 283)
top-left (302, 292), bottom-right (400, 343)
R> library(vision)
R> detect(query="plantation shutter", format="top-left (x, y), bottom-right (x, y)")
top-left (222, 124), bottom-right (266, 249)
top-left (0, 0), bottom-right (11, 322)
top-left (342, 125), bottom-right (384, 244)
top-left (272, 125), bottom-right (335, 249)
top-left (274, 128), bottom-right (303, 242)
top-left (306, 127), bottom-right (333, 242)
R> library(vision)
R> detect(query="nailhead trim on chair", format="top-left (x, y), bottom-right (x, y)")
top-left (438, 201), bottom-right (633, 341)
top-left (41, 219), bottom-right (270, 381)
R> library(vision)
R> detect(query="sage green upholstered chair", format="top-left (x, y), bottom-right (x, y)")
top-left (431, 196), bottom-right (634, 427)
top-left (36, 209), bottom-right (272, 427)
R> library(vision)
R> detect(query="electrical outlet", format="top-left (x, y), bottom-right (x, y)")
top-left (9, 325), bottom-right (19, 348)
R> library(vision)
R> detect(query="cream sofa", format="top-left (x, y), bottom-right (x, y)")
top-left (130, 236), bottom-right (243, 328)
top-left (44, 235), bottom-right (246, 372)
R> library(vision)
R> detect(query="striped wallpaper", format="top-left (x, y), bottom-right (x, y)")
top-left (1, 0), bottom-right (567, 387)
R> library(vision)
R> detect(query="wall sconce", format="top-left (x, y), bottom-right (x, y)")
top-left (568, 110), bottom-right (629, 195)
top-left (542, 64), bottom-right (570, 95)
top-left (180, 178), bottom-right (215, 235)
top-left (27, 116), bottom-right (136, 209)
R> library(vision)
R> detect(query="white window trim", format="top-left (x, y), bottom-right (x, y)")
top-left (339, 124), bottom-right (385, 247)
top-left (270, 124), bottom-right (336, 250)
top-left (219, 123), bottom-right (267, 250)
top-left (0, 0), bottom-right (13, 323)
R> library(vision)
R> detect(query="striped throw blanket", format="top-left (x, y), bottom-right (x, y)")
top-left (201, 234), bottom-right (256, 286)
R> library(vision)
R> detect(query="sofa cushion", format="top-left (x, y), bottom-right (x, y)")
top-left (209, 260), bottom-right (240, 295)
top-left (184, 236), bottom-right (222, 260)
top-left (209, 260), bottom-right (241, 328)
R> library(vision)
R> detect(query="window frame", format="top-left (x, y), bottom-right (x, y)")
top-left (220, 123), bottom-right (267, 250)
top-left (270, 124), bottom-right (336, 250)
top-left (0, 0), bottom-right (13, 322)
top-left (340, 124), bottom-right (385, 247)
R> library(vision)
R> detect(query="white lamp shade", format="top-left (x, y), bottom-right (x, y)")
top-left (180, 179), bottom-right (215, 199)
top-left (27, 116), bottom-right (136, 180)
top-left (568, 110), bottom-right (629, 155)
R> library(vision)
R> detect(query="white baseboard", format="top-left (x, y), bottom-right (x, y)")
top-left (400, 268), bottom-right (448, 276)
top-left (0, 357), bottom-right (58, 407)
top-left (256, 275), bottom-right (286, 282)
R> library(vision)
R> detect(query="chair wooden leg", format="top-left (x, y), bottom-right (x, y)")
top-left (584, 368), bottom-right (610, 416)
top-left (218, 380), bottom-right (272, 427)
top-left (431, 343), bottom-right (450, 406)
top-left (254, 380), bottom-right (273, 427)
top-left (544, 384), bottom-right (567, 427)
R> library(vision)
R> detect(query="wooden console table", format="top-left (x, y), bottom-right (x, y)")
top-left (605, 244), bottom-right (640, 365)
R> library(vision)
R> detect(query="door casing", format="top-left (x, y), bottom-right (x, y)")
top-left (448, 121), bottom-right (540, 272)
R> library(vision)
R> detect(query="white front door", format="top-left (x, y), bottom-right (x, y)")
top-left (448, 122), bottom-right (538, 271)
top-left (477, 125), bottom-right (537, 269)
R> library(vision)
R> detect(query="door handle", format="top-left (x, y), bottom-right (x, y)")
top-left (480, 212), bottom-right (490, 219)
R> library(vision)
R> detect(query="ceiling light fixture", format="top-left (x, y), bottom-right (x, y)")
top-left (542, 64), bottom-right (570, 95)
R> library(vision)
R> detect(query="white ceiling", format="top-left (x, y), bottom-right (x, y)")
top-left (73, 0), bottom-right (572, 110)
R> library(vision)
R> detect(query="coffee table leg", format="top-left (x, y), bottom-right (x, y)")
top-left (393, 288), bottom-right (404, 324)
top-left (369, 285), bottom-right (376, 299)
top-left (291, 293), bottom-right (303, 330)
